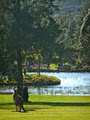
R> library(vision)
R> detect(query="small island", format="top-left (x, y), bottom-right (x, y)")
top-left (23, 74), bottom-right (61, 86)
top-left (0, 74), bottom-right (61, 86)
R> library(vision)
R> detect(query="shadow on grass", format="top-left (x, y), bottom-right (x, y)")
top-left (27, 101), bottom-right (90, 106)
top-left (0, 101), bottom-right (90, 111)
top-left (1, 102), bottom-right (90, 106)
top-left (0, 102), bottom-right (49, 112)
top-left (0, 103), bottom-right (35, 112)
top-left (0, 101), bottom-right (90, 107)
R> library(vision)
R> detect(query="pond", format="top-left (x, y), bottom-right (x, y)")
top-left (0, 72), bottom-right (90, 96)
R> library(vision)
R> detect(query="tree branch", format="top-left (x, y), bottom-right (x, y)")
top-left (22, 51), bottom-right (41, 58)
top-left (24, 0), bottom-right (39, 11)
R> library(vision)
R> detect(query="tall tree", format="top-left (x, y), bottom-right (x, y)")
top-left (1, 0), bottom-right (60, 96)
top-left (0, 0), bottom-right (10, 76)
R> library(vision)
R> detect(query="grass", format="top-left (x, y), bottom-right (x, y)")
top-left (0, 95), bottom-right (90, 120)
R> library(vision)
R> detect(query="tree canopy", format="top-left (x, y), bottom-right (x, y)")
top-left (0, 0), bottom-right (60, 96)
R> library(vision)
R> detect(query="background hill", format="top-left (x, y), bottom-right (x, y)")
top-left (56, 0), bottom-right (85, 14)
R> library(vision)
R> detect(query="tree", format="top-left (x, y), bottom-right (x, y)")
top-left (80, 8), bottom-right (90, 66)
top-left (0, 0), bottom-right (10, 76)
top-left (55, 12), bottom-right (79, 66)
top-left (1, 0), bottom-right (60, 96)
top-left (81, 0), bottom-right (90, 19)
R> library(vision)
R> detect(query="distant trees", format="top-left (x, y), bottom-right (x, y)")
top-left (80, 8), bottom-right (90, 66)
top-left (54, 0), bottom-right (90, 69)
top-left (81, 0), bottom-right (90, 19)
top-left (55, 12), bottom-right (81, 66)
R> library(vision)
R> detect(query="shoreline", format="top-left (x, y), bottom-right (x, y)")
top-left (27, 69), bottom-right (90, 73)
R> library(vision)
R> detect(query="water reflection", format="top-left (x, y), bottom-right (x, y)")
top-left (0, 72), bottom-right (90, 95)
top-left (28, 85), bottom-right (90, 96)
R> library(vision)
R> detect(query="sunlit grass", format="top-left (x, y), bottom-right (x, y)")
top-left (0, 95), bottom-right (90, 120)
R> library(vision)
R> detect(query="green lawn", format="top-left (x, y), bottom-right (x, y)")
top-left (0, 95), bottom-right (90, 120)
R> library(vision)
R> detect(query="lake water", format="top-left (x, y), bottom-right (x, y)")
top-left (0, 72), bottom-right (90, 96)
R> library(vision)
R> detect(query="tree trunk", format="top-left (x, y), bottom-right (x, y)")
top-left (17, 48), bottom-right (23, 97)
top-left (38, 54), bottom-right (40, 76)
top-left (16, 0), bottom-right (23, 97)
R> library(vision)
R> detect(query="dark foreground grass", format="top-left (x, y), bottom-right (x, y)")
top-left (0, 95), bottom-right (90, 120)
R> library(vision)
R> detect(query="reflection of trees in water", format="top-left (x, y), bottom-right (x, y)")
top-left (32, 86), bottom-right (90, 95)
top-left (0, 86), bottom-right (90, 95)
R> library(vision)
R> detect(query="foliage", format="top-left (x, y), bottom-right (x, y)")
top-left (81, 0), bottom-right (90, 19)
top-left (55, 12), bottom-right (81, 65)
top-left (54, 0), bottom-right (90, 69)
top-left (0, 0), bottom-right (60, 95)
top-left (0, 0), bottom-right (9, 75)
top-left (24, 74), bottom-right (61, 86)
top-left (80, 2), bottom-right (90, 66)
top-left (50, 63), bottom-right (58, 70)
